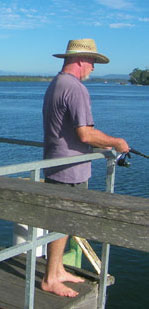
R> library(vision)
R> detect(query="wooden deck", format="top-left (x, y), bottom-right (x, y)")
top-left (0, 254), bottom-right (114, 309)
top-left (0, 177), bottom-right (148, 308)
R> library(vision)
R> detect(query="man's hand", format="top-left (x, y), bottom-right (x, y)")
top-left (114, 138), bottom-right (129, 153)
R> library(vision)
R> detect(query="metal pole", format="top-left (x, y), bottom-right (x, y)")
top-left (106, 157), bottom-right (116, 194)
top-left (24, 168), bottom-right (41, 308)
top-left (30, 169), bottom-right (40, 182)
top-left (97, 157), bottom-right (116, 309)
top-left (97, 243), bottom-right (110, 309)
top-left (31, 169), bottom-right (48, 257)
top-left (24, 226), bottom-right (37, 309)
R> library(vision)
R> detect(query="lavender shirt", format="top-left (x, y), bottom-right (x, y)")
top-left (43, 72), bottom-right (94, 183)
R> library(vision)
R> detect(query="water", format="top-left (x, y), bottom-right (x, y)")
top-left (0, 81), bottom-right (148, 308)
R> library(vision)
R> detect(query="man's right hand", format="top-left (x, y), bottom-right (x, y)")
top-left (115, 138), bottom-right (130, 153)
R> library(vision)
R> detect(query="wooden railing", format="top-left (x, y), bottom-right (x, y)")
top-left (0, 177), bottom-right (149, 308)
top-left (0, 138), bottom-right (148, 308)
top-left (0, 177), bottom-right (149, 252)
top-left (0, 140), bottom-right (116, 309)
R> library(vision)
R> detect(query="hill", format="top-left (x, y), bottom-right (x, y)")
top-left (100, 74), bottom-right (129, 80)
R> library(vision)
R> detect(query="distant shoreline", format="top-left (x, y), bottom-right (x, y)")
top-left (0, 75), bottom-right (129, 84)
top-left (0, 76), bottom-right (53, 82)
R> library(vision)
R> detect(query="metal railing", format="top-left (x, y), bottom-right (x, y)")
top-left (0, 138), bottom-right (117, 309)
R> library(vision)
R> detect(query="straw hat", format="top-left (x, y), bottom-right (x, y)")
top-left (53, 38), bottom-right (109, 64)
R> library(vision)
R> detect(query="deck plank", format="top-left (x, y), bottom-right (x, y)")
top-left (0, 254), bottom-right (112, 309)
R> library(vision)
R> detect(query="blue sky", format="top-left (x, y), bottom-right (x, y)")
top-left (0, 0), bottom-right (149, 76)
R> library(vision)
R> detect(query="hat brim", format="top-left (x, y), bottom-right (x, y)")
top-left (53, 52), bottom-right (109, 64)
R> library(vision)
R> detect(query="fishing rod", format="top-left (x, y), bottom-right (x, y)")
top-left (116, 147), bottom-right (149, 167)
top-left (129, 147), bottom-right (149, 159)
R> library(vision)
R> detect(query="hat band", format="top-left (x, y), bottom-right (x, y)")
top-left (66, 50), bottom-right (97, 54)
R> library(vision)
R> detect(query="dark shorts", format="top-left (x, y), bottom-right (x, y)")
top-left (45, 178), bottom-right (88, 189)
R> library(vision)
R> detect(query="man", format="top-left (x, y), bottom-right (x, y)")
top-left (42, 38), bottom-right (129, 297)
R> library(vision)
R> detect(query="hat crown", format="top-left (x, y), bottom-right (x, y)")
top-left (66, 39), bottom-right (97, 54)
top-left (53, 38), bottom-right (110, 64)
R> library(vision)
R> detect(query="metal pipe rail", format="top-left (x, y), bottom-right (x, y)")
top-left (0, 137), bottom-right (43, 147)
top-left (0, 139), bottom-right (117, 309)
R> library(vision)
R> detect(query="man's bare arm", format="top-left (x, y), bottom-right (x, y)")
top-left (76, 126), bottom-right (129, 153)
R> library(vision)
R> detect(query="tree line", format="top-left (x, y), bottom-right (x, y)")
top-left (129, 68), bottom-right (149, 85)
top-left (0, 75), bottom-right (53, 82)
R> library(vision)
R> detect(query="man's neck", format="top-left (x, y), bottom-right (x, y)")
top-left (62, 62), bottom-right (81, 80)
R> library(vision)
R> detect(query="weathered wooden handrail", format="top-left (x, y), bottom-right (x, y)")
top-left (0, 138), bottom-right (148, 308)
top-left (0, 177), bottom-right (149, 253)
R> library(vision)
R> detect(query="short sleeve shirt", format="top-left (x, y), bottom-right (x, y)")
top-left (43, 72), bottom-right (94, 183)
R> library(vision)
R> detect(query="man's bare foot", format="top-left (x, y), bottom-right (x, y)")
top-left (58, 269), bottom-right (84, 283)
top-left (41, 278), bottom-right (79, 297)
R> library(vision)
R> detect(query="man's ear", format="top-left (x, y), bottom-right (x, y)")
top-left (78, 58), bottom-right (84, 67)
top-left (75, 57), bottom-right (83, 67)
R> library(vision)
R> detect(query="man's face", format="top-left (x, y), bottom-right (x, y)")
top-left (80, 58), bottom-right (94, 81)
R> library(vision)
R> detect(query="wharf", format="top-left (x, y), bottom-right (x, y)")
top-left (0, 254), bottom-right (114, 309)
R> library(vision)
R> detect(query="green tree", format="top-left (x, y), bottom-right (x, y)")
top-left (129, 68), bottom-right (149, 85)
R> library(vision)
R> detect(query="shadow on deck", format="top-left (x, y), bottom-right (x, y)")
top-left (0, 254), bottom-right (114, 309)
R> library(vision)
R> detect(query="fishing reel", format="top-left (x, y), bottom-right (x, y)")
top-left (116, 152), bottom-right (131, 168)
top-left (116, 147), bottom-right (149, 168)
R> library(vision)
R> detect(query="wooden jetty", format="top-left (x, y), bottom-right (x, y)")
top-left (0, 177), bottom-right (149, 308)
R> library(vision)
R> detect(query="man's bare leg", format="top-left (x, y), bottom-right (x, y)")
top-left (41, 236), bottom-right (84, 297)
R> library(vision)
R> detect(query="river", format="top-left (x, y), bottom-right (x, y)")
top-left (0, 81), bottom-right (148, 308)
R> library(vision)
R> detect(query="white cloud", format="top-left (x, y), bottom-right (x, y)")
top-left (20, 8), bottom-right (37, 14)
top-left (93, 21), bottom-right (102, 26)
top-left (96, 0), bottom-right (133, 10)
top-left (0, 5), bottom-right (52, 30)
top-left (110, 22), bottom-right (134, 28)
top-left (139, 17), bottom-right (149, 22)
top-left (0, 0), bottom-right (141, 32)
top-left (20, 8), bottom-right (28, 13)
top-left (116, 13), bottom-right (134, 20)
